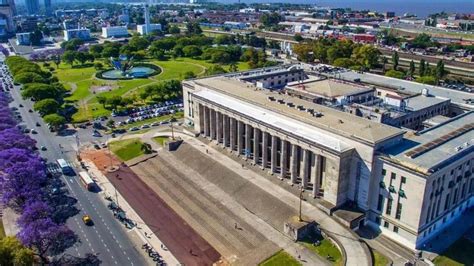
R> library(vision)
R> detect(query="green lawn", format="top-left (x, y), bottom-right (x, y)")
top-left (433, 237), bottom-right (474, 266)
top-left (108, 138), bottom-right (145, 161)
top-left (50, 57), bottom-right (251, 122)
top-left (259, 250), bottom-right (301, 266)
top-left (373, 249), bottom-right (389, 266)
top-left (153, 136), bottom-right (169, 146)
top-left (300, 234), bottom-right (343, 266)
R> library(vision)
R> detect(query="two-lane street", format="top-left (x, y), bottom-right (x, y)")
top-left (7, 81), bottom-right (147, 265)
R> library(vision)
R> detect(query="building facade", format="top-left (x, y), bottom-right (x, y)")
top-left (182, 65), bottom-right (474, 250)
top-left (64, 28), bottom-right (90, 41)
top-left (25, 0), bottom-right (40, 15)
top-left (101, 26), bottom-right (128, 38)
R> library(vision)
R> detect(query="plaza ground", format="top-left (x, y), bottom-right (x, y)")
top-left (46, 58), bottom-right (250, 122)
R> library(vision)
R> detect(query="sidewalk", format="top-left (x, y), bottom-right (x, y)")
top-left (83, 160), bottom-right (180, 266)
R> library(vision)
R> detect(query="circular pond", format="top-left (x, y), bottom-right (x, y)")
top-left (98, 64), bottom-right (160, 80)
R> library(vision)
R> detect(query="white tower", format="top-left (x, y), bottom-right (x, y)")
top-left (144, 4), bottom-right (151, 35)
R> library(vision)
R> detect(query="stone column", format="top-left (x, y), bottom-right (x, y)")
top-left (302, 149), bottom-right (310, 188)
top-left (280, 140), bottom-right (288, 179)
top-left (229, 118), bottom-right (235, 151)
top-left (216, 112), bottom-right (222, 144)
top-left (223, 115), bottom-right (229, 148)
top-left (290, 144), bottom-right (298, 184)
top-left (203, 106), bottom-right (210, 137)
top-left (210, 109), bottom-right (216, 140)
top-left (245, 124), bottom-right (252, 159)
top-left (270, 135), bottom-right (278, 174)
top-left (253, 128), bottom-right (260, 165)
top-left (237, 121), bottom-right (244, 155)
top-left (261, 132), bottom-right (269, 169)
top-left (311, 154), bottom-right (322, 198)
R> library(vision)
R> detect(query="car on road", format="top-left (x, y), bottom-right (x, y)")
top-left (19, 104), bottom-right (23, 107)
top-left (129, 127), bottom-right (139, 132)
top-left (28, 109), bottom-right (33, 113)
top-left (82, 215), bottom-right (93, 226)
top-left (22, 128), bottom-right (30, 133)
top-left (141, 124), bottom-right (150, 129)
top-left (101, 143), bottom-right (107, 148)
top-left (40, 146), bottom-right (47, 151)
top-left (36, 122), bottom-right (41, 127)
top-left (31, 129), bottom-right (37, 134)
top-left (93, 144), bottom-right (101, 149)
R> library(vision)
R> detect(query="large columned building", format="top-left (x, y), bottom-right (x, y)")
top-left (182, 65), bottom-right (474, 250)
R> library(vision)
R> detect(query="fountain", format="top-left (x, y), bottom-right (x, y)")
top-left (98, 55), bottom-right (158, 80)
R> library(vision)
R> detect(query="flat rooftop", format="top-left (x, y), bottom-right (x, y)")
top-left (189, 76), bottom-right (404, 146)
top-left (405, 94), bottom-right (450, 112)
top-left (330, 70), bottom-right (473, 109)
top-left (383, 111), bottom-right (474, 175)
top-left (287, 76), bottom-right (374, 98)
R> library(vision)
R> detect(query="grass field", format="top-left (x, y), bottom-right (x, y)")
top-left (373, 249), bottom-right (389, 266)
top-left (433, 237), bottom-right (474, 266)
top-left (51, 57), bottom-right (251, 122)
top-left (300, 234), bottom-right (343, 266)
top-left (0, 220), bottom-right (5, 239)
top-left (153, 136), bottom-right (169, 146)
top-left (108, 138), bottom-right (145, 161)
top-left (259, 250), bottom-right (301, 266)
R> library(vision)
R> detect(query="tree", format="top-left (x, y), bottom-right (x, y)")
top-left (205, 65), bottom-right (226, 76)
top-left (412, 33), bottom-right (433, 49)
top-left (351, 45), bottom-right (381, 70)
top-left (333, 58), bottom-right (354, 68)
top-left (186, 21), bottom-right (202, 35)
top-left (96, 95), bottom-right (107, 107)
top-left (392, 51), bottom-right (399, 70)
top-left (141, 143), bottom-right (152, 154)
top-left (182, 45), bottom-right (202, 57)
top-left (435, 60), bottom-right (447, 82)
top-left (416, 75), bottom-right (437, 85)
top-left (0, 236), bottom-right (34, 266)
top-left (294, 34), bottom-right (304, 42)
top-left (62, 51), bottom-right (76, 67)
top-left (89, 45), bottom-right (104, 58)
top-left (408, 60), bottom-right (416, 77)
top-left (168, 25), bottom-right (180, 34)
top-left (128, 36), bottom-right (150, 51)
top-left (260, 12), bottom-right (283, 28)
top-left (43, 114), bottom-right (66, 130)
top-left (74, 52), bottom-right (88, 66)
top-left (229, 63), bottom-right (238, 72)
top-left (33, 99), bottom-right (60, 116)
top-left (385, 70), bottom-right (405, 79)
top-left (183, 71), bottom-right (196, 79)
top-left (18, 218), bottom-right (78, 263)
top-left (419, 59), bottom-right (426, 76)
top-left (94, 62), bottom-right (104, 70)
top-left (105, 96), bottom-right (124, 110)
top-left (22, 83), bottom-right (65, 101)
top-left (0, 128), bottom-right (36, 151)
top-left (381, 57), bottom-right (388, 72)
top-left (14, 72), bottom-right (45, 84)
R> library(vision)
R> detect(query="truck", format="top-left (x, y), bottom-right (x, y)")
top-left (78, 171), bottom-right (95, 191)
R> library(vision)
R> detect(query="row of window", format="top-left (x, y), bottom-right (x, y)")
top-left (377, 195), bottom-right (403, 220)
top-left (375, 217), bottom-right (399, 234)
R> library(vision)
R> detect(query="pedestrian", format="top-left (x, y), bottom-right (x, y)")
top-left (206, 149), bottom-right (208, 154)
top-left (189, 249), bottom-right (192, 254)
top-left (242, 163), bottom-right (244, 168)
top-left (234, 223), bottom-right (237, 229)
top-left (298, 255), bottom-right (301, 260)
top-left (144, 232), bottom-right (148, 237)
top-left (161, 244), bottom-right (163, 249)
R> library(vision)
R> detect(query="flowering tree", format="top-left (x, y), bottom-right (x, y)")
top-left (17, 218), bottom-right (78, 263)
top-left (0, 128), bottom-right (36, 150)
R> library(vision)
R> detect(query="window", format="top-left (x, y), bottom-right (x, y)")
top-left (395, 203), bottom-right (403, 220)
top-left (375, 217), bottom-right (381, 225)
top-left (386, 198), bottom-right (393, 215)
top-left (444, 193), bottom-right (451, 211)
top-left (377, 195), bottom-right (384, 211)
top-left (401, 176), bottom-right (406, 184)
top-left (393, 226), bottom-right (399, 233)
top-left (391, 173), bottom-right (396, 180)
top-left (399, 189), bottom-right (406, 198)
top-left (384, 221), bottom-right (389, 228)
top-left (382, 169), bottom-right (387, 176)
top-left (380, 181), bottom-right (386, 189)
top-left (389, 185), bottom-right (396, 193)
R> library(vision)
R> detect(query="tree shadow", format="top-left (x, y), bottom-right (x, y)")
top-left (51, 253), bottom-right (102, 266)
top-left (44, 178), bottom-right (80, 224)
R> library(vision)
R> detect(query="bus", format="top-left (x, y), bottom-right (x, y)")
top-left (57, 159), bottom-right (74, 175)
top-left (79, 171), bottom-right (95, 191)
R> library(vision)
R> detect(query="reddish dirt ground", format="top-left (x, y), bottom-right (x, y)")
top-left (81, 149), bottom-right (222, 266)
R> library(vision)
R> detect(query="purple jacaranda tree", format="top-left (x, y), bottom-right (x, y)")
top-left (0, 148), bottom-right (47, 209)
top-left (17, 217), bottom-right (78, 263)
top-left (0, 128), bottom-right (36, 150)
top-left (17, 201), bottom-right (52, 228)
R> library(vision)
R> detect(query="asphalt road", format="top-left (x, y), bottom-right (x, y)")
top-left (6, 79), bottom-right (147, 265)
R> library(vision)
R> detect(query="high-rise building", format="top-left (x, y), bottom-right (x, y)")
top-left (144, 4), bottom-right (150, 36)
top-left (44, 0), bottom-right (52, 16)
top-left (0, 0), bottom-right (15, 36)
top-left (25, 0), bottom-right (40, 15)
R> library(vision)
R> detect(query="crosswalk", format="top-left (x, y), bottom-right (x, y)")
top-left (46, 161), bottom-right (77, 175)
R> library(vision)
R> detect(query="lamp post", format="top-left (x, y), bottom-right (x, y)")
top-left (299, 187), bottom-right (304, 222)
